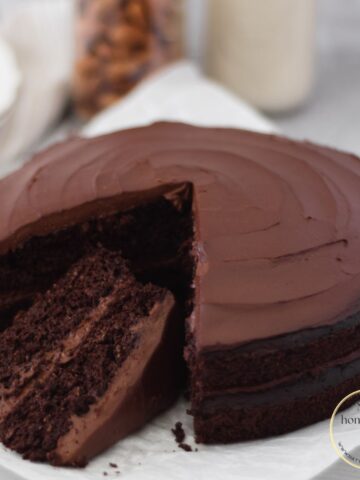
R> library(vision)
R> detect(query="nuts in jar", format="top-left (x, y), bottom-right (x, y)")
top-left (73, 0), bottom-right (184, 118)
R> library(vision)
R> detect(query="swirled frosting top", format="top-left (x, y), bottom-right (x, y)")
top-left (1, 122), bottom-right (360, 348)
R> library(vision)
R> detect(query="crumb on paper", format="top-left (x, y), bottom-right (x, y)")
top-left (179, 443), bottom-right (192, 452)
top-left (171, 421), bottom-right (194, 452)
top-left (171, 421), bottom-right (185, 443)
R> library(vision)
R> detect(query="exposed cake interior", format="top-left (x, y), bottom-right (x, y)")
top-left (0, 189), bottom-right (195, 465)
top-left (0, 191), bottom-right (194, 325)
top-left (0, 246), bottom-right (184, 465)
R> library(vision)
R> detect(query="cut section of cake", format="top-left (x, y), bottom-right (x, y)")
top-left (0, 247), bottom-right (182, 467)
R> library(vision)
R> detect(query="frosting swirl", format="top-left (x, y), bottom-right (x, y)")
top-left (1, 123), bottom-right (360, 348)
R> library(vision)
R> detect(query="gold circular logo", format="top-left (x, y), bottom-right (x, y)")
top-left (330, 390), bottom-right (360, 469)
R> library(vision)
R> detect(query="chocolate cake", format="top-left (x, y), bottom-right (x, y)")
top-left (1, 122), bottom-right (360, 464)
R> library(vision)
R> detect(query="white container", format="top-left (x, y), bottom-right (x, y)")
top-left (206, 0), bottom-right (315, 113)
top-left (0, 35), bottom-right (21, 126)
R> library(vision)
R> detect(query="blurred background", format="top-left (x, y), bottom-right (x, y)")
top-left (0, 0), bottom-right (359, 170)
top-left (186, 0), bottom-right (360, 154)
top-left (274, 0), bottom-right (360, 154)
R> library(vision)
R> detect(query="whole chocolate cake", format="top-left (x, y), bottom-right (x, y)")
top-left (1, 122), bottom-right (360, 465)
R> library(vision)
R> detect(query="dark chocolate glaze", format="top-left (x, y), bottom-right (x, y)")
top-left (1, 123), bottom-right (360, 349)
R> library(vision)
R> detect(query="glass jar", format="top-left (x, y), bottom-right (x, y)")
top-left (73, 0), bottom-right (184, 118)
top-left (206, 0), bottom-right (315, 113)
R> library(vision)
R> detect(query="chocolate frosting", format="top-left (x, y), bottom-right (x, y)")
top-left (1, 122), bottom-right (360, 349)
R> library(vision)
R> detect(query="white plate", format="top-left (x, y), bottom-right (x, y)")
top-left (0, 34), bottom-right (21, 125)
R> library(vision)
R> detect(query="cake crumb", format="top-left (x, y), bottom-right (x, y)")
top-left (109, 463), bottom-right (118, 469)
top-left (179, 443), bottom-right (192, 452)
top-left (172, 422), bottom-right (193, 452)
top-left (172, 422), bottom-right (185, 443)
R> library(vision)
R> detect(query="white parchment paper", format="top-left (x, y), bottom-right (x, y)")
top-left (0, 62), bottom-right (356, 480)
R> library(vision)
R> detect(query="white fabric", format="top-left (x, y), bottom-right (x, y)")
top-left (84, 61), bottom-right (275, 137)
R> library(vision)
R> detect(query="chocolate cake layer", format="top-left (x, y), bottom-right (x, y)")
top-left (0, 227), bottom-right (88, 322)
top-left (193, 310), bottom-right (360, 392)
top-left (0, 247), bottom-right (130, 419)
top-left (0, 195), bottom-right (193, 324)
top-left (193, 352), bottom-right (360, 443)
top-left (0, 247), bottom-right (182, 466)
